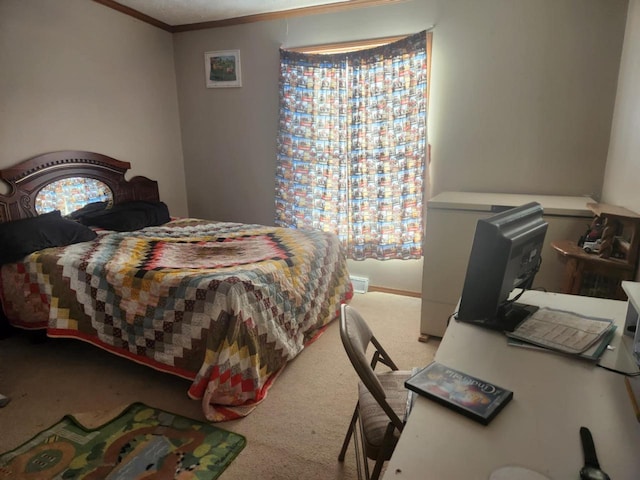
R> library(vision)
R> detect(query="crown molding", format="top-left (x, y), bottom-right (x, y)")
top-left (93, 0), bottom-right (407, 33)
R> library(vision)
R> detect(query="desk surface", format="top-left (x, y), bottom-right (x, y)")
top-left (385, 291), bottom-right (640, 480)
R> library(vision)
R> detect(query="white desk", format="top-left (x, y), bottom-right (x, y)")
top-left (386, 291), bottom-right (640, 479)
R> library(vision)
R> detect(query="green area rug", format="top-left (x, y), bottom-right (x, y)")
top-left (0, 402), bottom-right (246, 479)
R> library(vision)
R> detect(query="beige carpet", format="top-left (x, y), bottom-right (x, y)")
top-left (0, 292), bottom-right (439, 479)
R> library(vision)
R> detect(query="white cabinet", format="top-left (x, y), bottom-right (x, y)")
top-left (420, 192), bottom-right (595, 338)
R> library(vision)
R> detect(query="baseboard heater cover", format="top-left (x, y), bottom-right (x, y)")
top-left (350, 276), bottom-right (369, 294)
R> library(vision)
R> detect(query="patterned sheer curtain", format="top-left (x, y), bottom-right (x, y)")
top-left (275, 31), bottom-right (428, 260)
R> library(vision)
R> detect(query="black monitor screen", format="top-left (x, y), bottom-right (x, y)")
top-left (456, 202), bottom-right (548, 332)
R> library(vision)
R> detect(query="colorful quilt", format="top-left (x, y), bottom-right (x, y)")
top-left (0, 219), bottom-right (353, 421)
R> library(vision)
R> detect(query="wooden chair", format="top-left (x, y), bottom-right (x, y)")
top-left (338, 304), bottom-right (414, 480)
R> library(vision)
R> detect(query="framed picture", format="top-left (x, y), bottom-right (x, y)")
top-left (204, 50), bottom-right (242, 88)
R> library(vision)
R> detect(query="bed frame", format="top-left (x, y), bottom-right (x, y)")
top-left (0, 150), bottom-right (159, 223)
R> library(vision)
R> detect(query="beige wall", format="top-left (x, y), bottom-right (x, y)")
top-left (0, 0), bottom-right (188, 216)
top-left (603, 0), bottom-right (640, 212)
top-left (173, 0), bottom-right (628, 292)
top-left (602, 0), bottom-right (640, 279)
top-left (1, 0), bottom-right (631, 294)
top-left (175, 0), bottom-right (628, 223)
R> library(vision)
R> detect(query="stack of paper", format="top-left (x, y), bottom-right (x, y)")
top-left (506, 307), bottom-right (615, 361)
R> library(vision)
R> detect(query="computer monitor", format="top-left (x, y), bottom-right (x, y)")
top-left (456, 202), bottom-right (548, 332)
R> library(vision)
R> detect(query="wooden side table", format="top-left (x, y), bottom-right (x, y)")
top-left (551, 239), bottom-right (635, 299)
top-left (586, 203), bottom-right (640, 265)
top-left (551, 203), bottom-right (640, 300)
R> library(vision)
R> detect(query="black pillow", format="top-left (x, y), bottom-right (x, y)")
top-left (0, 210), bottom-right (97, 265)
top-left (77, 201), bottom-right (170, 232)
top-left (67, 201), bottom-right (109, 222)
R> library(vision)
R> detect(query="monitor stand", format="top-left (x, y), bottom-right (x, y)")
top-left (459, 303), bottom-right (539, 332)
top-left (498, 303), bottom-right (539, 332)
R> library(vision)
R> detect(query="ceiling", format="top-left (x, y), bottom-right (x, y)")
top-left (95, 0), bottom-right (402, 32)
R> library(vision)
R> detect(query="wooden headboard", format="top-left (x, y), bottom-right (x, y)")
top-left (0, 150), bottom-right (160, 223)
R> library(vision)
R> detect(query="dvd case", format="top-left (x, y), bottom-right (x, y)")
top-left (405, 361), bottom-right (513, 425)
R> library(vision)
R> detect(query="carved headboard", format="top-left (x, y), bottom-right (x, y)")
top-left (0, 151), bottom-right (160, 223)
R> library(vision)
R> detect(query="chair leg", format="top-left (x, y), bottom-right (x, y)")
top-left (339, 405), bottom-right (359, 461)
top-left (370, 423), bottom-right (396, 480)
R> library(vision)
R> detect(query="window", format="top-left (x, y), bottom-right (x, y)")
top-left (275, 31), bottom-right (431, 260)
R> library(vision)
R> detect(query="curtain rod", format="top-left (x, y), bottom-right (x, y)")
top-left (281, 25), bottom-right (435, 51)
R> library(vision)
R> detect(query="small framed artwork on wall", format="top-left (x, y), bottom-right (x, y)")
top-left (204, 50), bottom-right (242, 88)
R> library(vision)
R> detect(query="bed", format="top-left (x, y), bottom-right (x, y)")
top-left (0, 150), bottom-right (353, 421)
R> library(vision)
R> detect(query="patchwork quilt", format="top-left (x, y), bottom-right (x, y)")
top-left (0, 219), bottom-right (353, 421)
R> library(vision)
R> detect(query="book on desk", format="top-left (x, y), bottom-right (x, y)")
top-left (405, 362), bottom-right (513, 425)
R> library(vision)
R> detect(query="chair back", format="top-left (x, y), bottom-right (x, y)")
top-left (338, 303), bottom-right (410, 479)
top-left (340, 304), bottom-right (401, 421)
